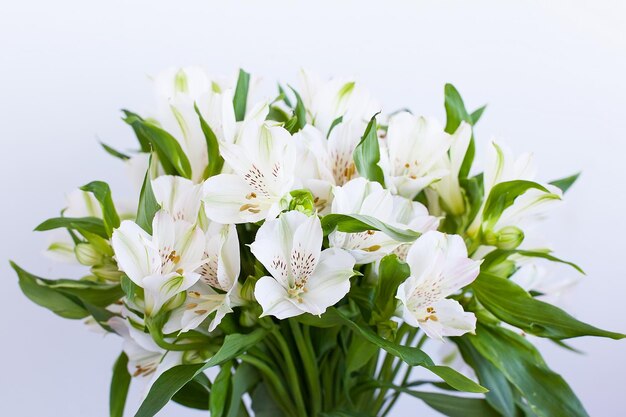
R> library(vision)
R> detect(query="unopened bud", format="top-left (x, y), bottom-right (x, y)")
top-left (486, 259), bottom-right (516, 277)
top-left (75, 243), bottom-right (103, 266)
top-left (484, 226), bottom-right (524, 250)
top-left (239, 308), bottom-right (259, 327)
top-left (163, 291), bottom-right (186, 312)
top-left (288, 189), bottom-right (315, 216)
top-left (240, 275), bottom-right (259, 302)
top-left (91, 263), bottom-right (123, 281)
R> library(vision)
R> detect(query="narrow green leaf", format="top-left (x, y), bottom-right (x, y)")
top-left (444, 83), bottom-right (474, 178)
top-left (136, 155), bottom-right (160, 234)
top-left (226, 364), bottom-right (260, 417)
top-left (455, 337), bottom-right (517, 417)
top-left (374, 382), bottom-right (499, 417)
top-left (327, 115), bottom-right (343, 138)
top-left (172, 373), bottom-right (211, 410)
top-left (481, 249), bottom-right (584, 275)
top-left (353, 115), bottom-right (385, 185)
top-left (100, 142), bottom-right (131, 160)
top-left (469, 324), bottom-right (589, 417)
top-left (110, 352), bottom-right (131, 417)
top-left (134, 328), bottom-right (268, 417)
top-left (470, 105), bottom-right (487, 125)
top-left (35, 216), bottom-right (108, 238)
top-left (43, 279), bottom-right (123, 307)
top-left (549, 172), bottom-right (580, 194)
top-left (482, 180), bottom-right (554, 230)
top-left (373, 254), bottom-right (410, 320)
top-left (233, 69), bottom-right (251, 121)
top-left (288, 85), bottom-right (307, 132)
top-left (321, 213), bottom-right (420, 243)
top-left (277, 84), bottom-right (293, 108)
top-left (195, 103), bottom-right (225, 178)
top-left (210, 364), bottom-right (233, 417)
top-left (126, 113), bottom-right (192, 178)
top-left (473, 273), bottom-right (624, 340)
top-left (80, 181), bottom-right (120, 237)
top-left (329, 308), bottom-right (486, 393)
top-left (121, 110), bottom-right (151, 152)
top-left (12, 262), bottom-right (88, 319)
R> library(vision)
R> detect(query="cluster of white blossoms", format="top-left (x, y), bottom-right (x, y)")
top-left (24, 66), bottom-right (616, 417)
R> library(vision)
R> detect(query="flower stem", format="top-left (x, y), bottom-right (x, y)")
top-left (290, 321), bottom-right (322, 416)
top-left (271, 328), bottom-right (309, 417)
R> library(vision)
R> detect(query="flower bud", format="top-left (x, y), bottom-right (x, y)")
top-left (288, 189), bottom-right (315, 216)
top-left (486, 259), bottom-right (517, 278)
top-left (483, 226), bottom-right (524, 250)
top-left (240, 275), bottom-right (258, 302)
top-left (75, 243), bottom-right (103, 266)
top-left (239, 308), bottom-right (259, 327)
top-left (91, 263), bottom-right (123, 281)
top-left (163, 291), bottom-right (186, 312)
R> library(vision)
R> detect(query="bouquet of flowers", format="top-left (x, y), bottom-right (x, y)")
top-left (13, 67), bottom-right (623, 417)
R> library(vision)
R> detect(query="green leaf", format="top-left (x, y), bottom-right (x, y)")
top-left (470, 105), bottom-right (487, 125)
top-left (233, 69), bottom-right (251, 121)
top-left (321, 213), bottom-right (420, 243)
top-left (42, 278), bottom-right (123, 307)
top-left (195, 103), bottom-right (225, 178)
top-left (321, 411), bottom-right (374, 417)
top-left (327, 115), bottom-right (343, 138)
top-left (35, 216), bottom-right (108, 238)
top-left (473, 272), bottom-right (624, 340)
top-left (226, 364), bottom-right (261, 417)
top-left (100, 142), bottom-right (130, 160)
top-left (374, 382), bottom-right (499, 417)
top-left (481, 249), bottom-right (584, 275)
top-left (455, 337), bottom-right (517, 417)
top-left (251, 383), bottom-right (286, 417)
top-left (288, 86), bottom-right (307, 132)
top-left (353, 115), bottom-right (385, 185)
top-left (125, 112), bottom-right (192, 178)
top-left (482, 180), bottom-right (554, 230)
top-left (121, 110), bottom-right (151, 152)
top-left (549, 172), bottom-right (580, 194)
top-left (136, 155), bottom-right (160, 234)
top-left (12, 262), bottom-right (88, 319)
top-left (80, 181), bottom-right (121, 237)
top-left (328, 308), bottom-right (486, 393)
top-left (135, 328), bottom-right (268, 417)
top-left (345, 333), bottom-right (379, 374)
top-left (110, 352), bottom-right (131, 417)
top-left (444, 83), bottom-right (474, 178)
top-left (373, 255), bottom-right (410, 320)
top-left (469, 324), bottom-right (589, 417)
top-left (210, 364), bottom-right (233, 417)
top-left (172, 373), bottom-right (211, 410)
top-left (278, 84), bottom-right (293, 108)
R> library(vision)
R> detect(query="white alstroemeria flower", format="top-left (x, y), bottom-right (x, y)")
top-left (389, 195), bottom-right (440, 261)
top-left (467, 141), bottom-right (562, 238)
top-left (298, 69), bottom-right (380, 134)
top-left (153, 67), bottom-right (237, 182)
top-left (203, 121), bottom-right (296, 224)
top-left (396, 231), bottom-right (480, 340)
top-left (292, 120), bottom-right (368, 212)
top-left (328, 178), bottom-right (403, 264)
top-left (152, 175), bottom-right (203, 223)
top-left (112, 210), bottom-right (205, 316)
top-left (382, 113), bottom-right (452, 199)
top-left (167, 223), bottom-right (241, 333)
top-left (109, 317), bottom-right (182, 392)
top-left (430, 122), bottom-right (473, 215)
top-left (250, 211), bottom-right (355, 319)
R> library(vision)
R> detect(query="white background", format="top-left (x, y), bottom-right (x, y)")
top-left (1, 0), bottom-right (625, 416)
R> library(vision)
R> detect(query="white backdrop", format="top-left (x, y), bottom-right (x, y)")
top-left (1, 1), bottom-right (625, 416)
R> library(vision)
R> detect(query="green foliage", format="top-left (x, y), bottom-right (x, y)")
top-left (135, 155), bottom-right (160, 234)
top-left (123, 110), bottom-right (192, 178)
top-left (321, 213), bottom-right (420, 242)
top-left (35, 216), bottom-right (108, 238)
top-left (481, 180), bottom-right (553, 230)
top-left (373, 255), bottom-right (410, 321)
top-left (171, 373), bottom-right (211, 410)
top-left (233, 69), bottom-right (251, 121)
top-left (80, 181), bottom-right (120, 237)
top-left (353, 115), bottom-right (385, 185)
top-left (473, 273), bottom-right (624, 340)
top-left (469, 324), bottom-right (589, 417)
top-left (195, 103), bottom-right (225, 179)
top-left (110, 353), bottom-right (131, 417)
top-left (549, 172), bottom-right (580, 193)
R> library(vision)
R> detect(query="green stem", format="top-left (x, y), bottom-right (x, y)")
top-left (271, 329), bottom-right (308, 417)
top-left (239, 355), bottom-right (294, 415)
top-left (290, 321), bottom-right (322, 417)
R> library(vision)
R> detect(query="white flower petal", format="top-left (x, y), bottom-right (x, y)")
top-left (255, 276), bottom-right (304, 319)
